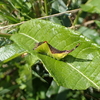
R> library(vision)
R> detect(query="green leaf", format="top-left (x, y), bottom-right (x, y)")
top-left (0, 43), bottom-right (25, 63)
top-left (52, 0), bottom-right (68, 12)
top-left (78, 26), bottom-right (100, 45)
top-left (0, 89), bottom-right (10, 94)
top-left (95, 20), bottom-right (100, 28)
top-left (11, 19), bottom-right (100, 90)
top-left (0, 85), bottom-right (19, 95)
top-left (16, 64), bottom-right (32, 90)
top-left (81, 0), bottom-right (100, 13)
top-left (51, 0), bottom-right (71, 27)
top-left (46, 80), bottom-right (60, 98)
top-left (16, 54), bottom-right (39, 92)
top-left (46, 80), bottom-right (69, 99)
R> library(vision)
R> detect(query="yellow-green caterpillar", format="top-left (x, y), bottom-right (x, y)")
top-left (33, 41), bottom-right (80, 60)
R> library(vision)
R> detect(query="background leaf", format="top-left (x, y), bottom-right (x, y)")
top-left (50, 0), bottom-right (71, 27)
top-left (0, 43), bottom-right (25, 63)
top-left (78, 26), bottom-right (100, 45)
top-left (81, 0), bottom-right (100, 13)
top-left (11, 19), bottom-right (100, 90)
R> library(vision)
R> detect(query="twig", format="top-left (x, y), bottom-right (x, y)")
top-left (66, 0), bottom-right (72, 7)
top-left (84, 93), bottom-right (98, 100)
top-left (0, 33), bottom-right (12, 38)
top-left (0, 9), bottom-right (80, 30)
top-left (0, 21), bottom-right (25, 30)
top-left (69, 25), bottom-right (81, 29)
top-left (38, 8), bottom-right (80, 19)
top-left (70, 20), bottom-right (95, 29)
top-left (83, 20), bottom-right (94, 26)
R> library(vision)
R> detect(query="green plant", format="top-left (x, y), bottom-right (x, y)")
top-left (1, 19), bottom-right (100, 90)
top-left (1, 0), bottom-right (100, 100)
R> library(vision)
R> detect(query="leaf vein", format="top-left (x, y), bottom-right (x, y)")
top-left (20, 33), bottom-right (39, 43)
top-left (67, 63), bottom-right (100, 89)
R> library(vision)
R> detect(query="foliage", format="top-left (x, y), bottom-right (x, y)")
top-left (81, 0), bottom-right (100, 13)
top-left (10, 19), bottom-right (100, 90)
top-left (0, 0), bottom-right (100, 100)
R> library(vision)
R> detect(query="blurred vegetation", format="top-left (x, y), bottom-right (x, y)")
top-left (0, 0), bottom-right (100, 100)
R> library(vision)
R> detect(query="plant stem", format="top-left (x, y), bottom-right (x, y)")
top-left (0, 9), bottom-right (80, 30)
top-left (0, 33), bottom-right (12, 38)
top-left (44, 0), bottom-right (48, 16)
top-left (73, 9), bottom-right (82, 25)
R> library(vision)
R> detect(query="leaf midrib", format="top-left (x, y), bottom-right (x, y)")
top-left (20, 33), bottom-right (39, 43)
top-left (67, 63), bottom-right (99, 89)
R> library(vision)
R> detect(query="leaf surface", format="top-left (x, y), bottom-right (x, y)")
top-left (11, 19), bottom-right (100, 90)
top-left (81, 0), bottom-right (100, 13)
top-left (0, 44), bottom-right (25, 63)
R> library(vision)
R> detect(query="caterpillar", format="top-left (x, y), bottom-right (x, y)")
top-left (33, 41), bottom-right (80, 60)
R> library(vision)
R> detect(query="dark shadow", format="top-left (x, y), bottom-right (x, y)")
top-left (51, 8), bottom-right (72, 27)
top-left (61, 55), bottom-right (92, 63)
